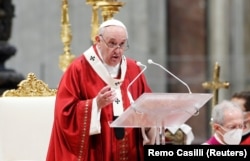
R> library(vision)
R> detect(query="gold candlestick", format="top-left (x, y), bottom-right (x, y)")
top-left (86, 0), bottom-right (101, 43)
top-left (86, 0), bottom-right (125, 43)
top-left (59, 0), bottom-right (75, 72)
top-left (97, 1), bottom-right (125, 21)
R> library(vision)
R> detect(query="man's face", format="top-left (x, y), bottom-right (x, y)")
top-left (97, 26), bottom-right (127, 67)
top-left (214, 108), bottom-right (244, 143)
top-left (231, 98), bottom-right (250, 133)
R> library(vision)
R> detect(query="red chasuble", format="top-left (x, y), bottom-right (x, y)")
top-left (46, 45), bottom-right (152, 161)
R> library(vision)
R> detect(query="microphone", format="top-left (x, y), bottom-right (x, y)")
top-left (147, 59), bottom-right (192, 94)
top-left (127, 61), bottom-right (147, 104)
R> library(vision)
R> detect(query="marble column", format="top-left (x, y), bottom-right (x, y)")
top-left (207, 0), bottom-right (231, 100)
top-left (167, 0), bottom-right (208, 143)
top-left (244, 0), bottom-right (250, 89)
top-left (230, 0), bottom-right (245, 92)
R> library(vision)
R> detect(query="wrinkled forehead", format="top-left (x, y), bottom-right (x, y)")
top-left (223, 108), bottom-right (244, 122)
top-left (103, 26), bottom-right (127, 38)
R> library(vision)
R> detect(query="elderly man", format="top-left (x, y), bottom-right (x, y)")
top-left (46, 19), bottom-right (152, 161)
top-left (203, 100), bottom-right (244, 145)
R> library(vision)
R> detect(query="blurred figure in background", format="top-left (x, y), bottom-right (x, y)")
top-left (231, 91), bottom-right (250, 145)
top-left (203, 100), bottom-right (244, 145)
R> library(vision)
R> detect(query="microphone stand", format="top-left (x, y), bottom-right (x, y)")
top-left (126, 62), bottom-right (147, 104)
top-left (148, 59), bottom-right (193, 145)
top-left (148, 59), bottom-right (192, 94)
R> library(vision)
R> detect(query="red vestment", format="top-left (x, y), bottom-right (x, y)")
top-left (46, 45), bottom-right (152, 161)
top-left (240, 132), bottom-right (250, 145)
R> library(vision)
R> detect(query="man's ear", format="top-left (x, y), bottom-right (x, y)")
top-left (95, 35), bottom-right (101, 43)
top-left (213, 123), bottom-right (220, 131)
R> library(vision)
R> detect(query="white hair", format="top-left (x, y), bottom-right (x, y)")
top-left (211, 100), bottom-right (243, 125)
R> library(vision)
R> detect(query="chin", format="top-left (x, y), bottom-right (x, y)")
top-left (110, 60), bottom-right (120, 66)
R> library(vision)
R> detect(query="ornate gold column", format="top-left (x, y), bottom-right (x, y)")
top-left (59, 0), bottom-right (75, 72)
top-left (86, 0), bottom-right (125, 43)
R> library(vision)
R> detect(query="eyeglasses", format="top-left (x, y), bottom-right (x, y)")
top-left (100, 35), bottom-right (129, 51)
top-left (222, 123), bottom-right (244, 130)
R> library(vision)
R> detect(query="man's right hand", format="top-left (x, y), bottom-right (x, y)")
top-left (96, 86), bottom-right (117, 109)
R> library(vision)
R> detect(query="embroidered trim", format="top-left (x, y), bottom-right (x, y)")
top-left (78, 100), bottom-right (89, 161)
top-left (118, 133), bottom-right (129, 161)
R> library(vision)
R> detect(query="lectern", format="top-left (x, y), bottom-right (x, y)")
top-left (110, 93), bottom-right (213, 144)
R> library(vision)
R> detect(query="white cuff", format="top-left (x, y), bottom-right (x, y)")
top-left (89, 98), bottom-right (101, 135)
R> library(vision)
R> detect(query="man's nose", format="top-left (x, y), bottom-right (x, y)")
top-left (114, 46), bottom-right (123, 51)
